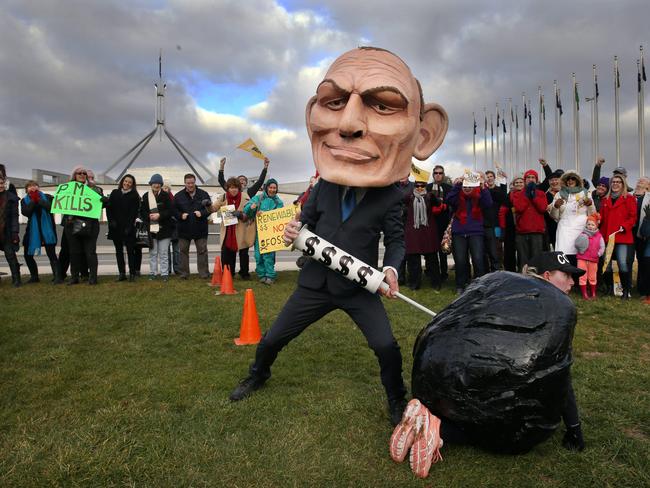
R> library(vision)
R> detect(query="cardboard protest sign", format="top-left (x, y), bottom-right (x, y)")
top-left (256, 205), bottom-right (298, 254)
top-left (50, 182), bottom-right (103, 219)
top-left (220, 204), bottom-right (238, 226)
top-left (237, 137), bottom-right (266, 160)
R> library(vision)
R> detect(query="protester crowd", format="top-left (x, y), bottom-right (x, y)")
top-left (1, 158), bottom-right (649, 304)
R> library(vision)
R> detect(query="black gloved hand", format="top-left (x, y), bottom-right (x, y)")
top-left (526, 182), bottom-right (537, 199)
top-left (562, 424), bottom-right (585, 451)
top-left (232, 210), bottom-right (243, 219)
top-left (201, 199), bottom-right (211, 207)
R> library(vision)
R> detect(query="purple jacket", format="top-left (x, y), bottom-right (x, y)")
top-left (446, 184), bottom-right (492, 236)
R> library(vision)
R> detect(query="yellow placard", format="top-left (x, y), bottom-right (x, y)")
top-left (237, 137), bottom-right (266, 160)
top-left (410, 163), bottom-right (430, 183)
top-left (256, 205), bottom-right (299, 254)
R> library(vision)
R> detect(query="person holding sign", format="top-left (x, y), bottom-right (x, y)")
top-left (218, 156), bottom-right (270, 279)
top-left (210, 177), bottom-right (256, 279)
top-left (243, 178), bottom-right (284, 285)
top-left (229, 47), bottom-right (448, 427)
top-left (59, 165), bottom-right (105, 285)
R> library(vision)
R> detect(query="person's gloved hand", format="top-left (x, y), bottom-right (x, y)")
top-left (11, 233), bottom-right (20, 245)
top-left (526, 182), bottom-right (537, 199)
top-left (232, 210), bottom-right (244, 219)
top-left (562, 424), bottom-right (585, 451)
top-left (494, 226), bottom-right (502, 239)
top-left (29, 191), bottom-right (40, 203)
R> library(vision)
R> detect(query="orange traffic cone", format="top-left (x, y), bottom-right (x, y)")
top-left (209, 256), bottom-right (223, 287)
top-left (235, 288), bottom-right (261, 345)
top-left (216, 265), bottom-right (237, 295)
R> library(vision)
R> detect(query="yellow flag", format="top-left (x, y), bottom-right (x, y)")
top-left (410, 163), bottom-right (430, 183)
top-left (237, 138), bottom-right (266, 160)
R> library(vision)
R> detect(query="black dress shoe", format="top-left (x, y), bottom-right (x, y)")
top-left (229, 376), bottom-right (266, 401)
top-left (116, 273), bottom-right (127, 282)
top-left (67, 278), bottom-right (80, 286)
top-left (27, 276), bottom-right (40, 283)
top-left (389, 398), bottom-right (408, 426)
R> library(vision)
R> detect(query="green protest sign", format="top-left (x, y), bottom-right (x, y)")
top-left (50, 182), bottom-right (103, 219)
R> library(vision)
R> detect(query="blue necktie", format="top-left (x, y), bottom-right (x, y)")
top-left (341, 187), bottom-right (356, 221)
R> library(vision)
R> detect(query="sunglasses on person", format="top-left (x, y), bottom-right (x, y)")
top-left (433, 171), bottom-right (444, 175)
top-left (76, 171), bottom-right (88, 175)
top-left (414, 183), bottom-right (427, 188)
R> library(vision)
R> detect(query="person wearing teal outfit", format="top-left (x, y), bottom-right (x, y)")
top-left (244, 178), bottom-right (284, 284)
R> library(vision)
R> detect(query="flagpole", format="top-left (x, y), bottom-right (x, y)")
top-left (542, 94), bottom-right (547, 159)
top-left (538, 87), bottom-right (543, 159)
top-left (528, 97), bottom-right (533, 166)
top-left (594, 64), bottom-right (599, 163)
top-left (554, 81), bottom-right (559, 168)
top-left (509, 99), bottom-right (514, 177)
top-left (615, 55), bottom-right (621, 165)
top-left (515, 105), bottom-right (520, 175)
top-left (587, 96), bottom-right (594, 170)
top-left (641, 45), bottom-right (646, 177)
top-left (490, 113), bottom-right (494, 167)
top-left (495, 103), bottom-right (500, 166)
top-left (502, 108), bottom-right (507, 166)
top-left (484, 107), bottom-right (488, 170)
top-left (638, 59), bottom-right (642, 177)
top-left (558, 87), bottom-right (563, 168)
top-left (473, 112), bottom-right (477, 169)
top-left (522, 93), bottom-right (527, 168)
top-left (572, 73), bottom-right (580, 173)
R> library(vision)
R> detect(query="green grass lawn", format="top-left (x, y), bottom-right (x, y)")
top-left (1, 272), bottom-right (648, 487)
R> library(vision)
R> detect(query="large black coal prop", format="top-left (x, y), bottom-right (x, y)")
top-left (412, 272), bottom-right (576, 454)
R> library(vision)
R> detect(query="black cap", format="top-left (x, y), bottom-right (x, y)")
top-left (527, 252), bottom-right (585, 276)
top-left (550, 169), bottom-right (564, 179)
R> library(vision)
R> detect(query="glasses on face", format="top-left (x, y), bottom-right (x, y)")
top-left (433, 171), bottom-right (444, 175)
top-left (76, 171), bottom-right (87, 176)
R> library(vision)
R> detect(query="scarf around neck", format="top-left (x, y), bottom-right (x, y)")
top-left (412, 191), bottom-right (428, 229)
top-left (22, 192), bottom-right (56, 254)
top-left (224, 191), bottom-right (242, 252)
top-left (456, 188), bottom-right (482, 225)
top-left (559, 185), bottom-right (585, 200)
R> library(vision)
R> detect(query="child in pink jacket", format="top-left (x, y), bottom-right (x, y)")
top-left (574, 213), bottom-right (605, 300)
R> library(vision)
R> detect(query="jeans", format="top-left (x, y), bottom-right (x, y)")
top-left (451, 233), bottom-right (486, 290)
top-left (606, 243), bottom-right (634, 273)
top-left (150, 238), bottom-right (171, 276)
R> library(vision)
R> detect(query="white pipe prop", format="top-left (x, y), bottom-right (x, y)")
top-left (293, 226), bottom-right (437, 317)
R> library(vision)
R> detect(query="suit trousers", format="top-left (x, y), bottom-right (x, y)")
top-left (249, 285), bottom-right (407, 403)
top-left (178, 237), bottom-right (209, 278)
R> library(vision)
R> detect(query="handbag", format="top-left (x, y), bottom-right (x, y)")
top-left (135, 221), bottom-right (151, 248)
top-left (71, 218), bottom-right (92, 238)
top-left (440, 218), bottom-right (453, 255)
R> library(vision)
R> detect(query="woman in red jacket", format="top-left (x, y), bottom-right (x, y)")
top-left (599, 174), bottom-right (638, 299)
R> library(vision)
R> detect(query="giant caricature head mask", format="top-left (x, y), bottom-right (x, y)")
top-left (306, 47), bottom-right (448, 187)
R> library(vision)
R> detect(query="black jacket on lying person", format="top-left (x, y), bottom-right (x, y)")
top-left (140, 190), bottom-right (174, 240)
top-left (298, 179), bottom-right (405, 296)
top-left (173, 187), bottom-right (211, 240)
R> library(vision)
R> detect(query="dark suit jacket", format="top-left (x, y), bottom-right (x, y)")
top-left (298, 179), bottom-right (405, 295)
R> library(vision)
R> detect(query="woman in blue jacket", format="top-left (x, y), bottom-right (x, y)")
top-left (244, 179), bottom-right (284, 284)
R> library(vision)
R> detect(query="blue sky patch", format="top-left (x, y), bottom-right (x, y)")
top-left (185, 76), bottom-right (276, 116)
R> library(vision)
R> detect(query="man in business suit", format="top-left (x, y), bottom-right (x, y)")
top-left (229, 47), bottom-right (449, 426)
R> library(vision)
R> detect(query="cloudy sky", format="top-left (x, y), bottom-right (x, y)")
top-left (2, 0), bottom-right (649, 185)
